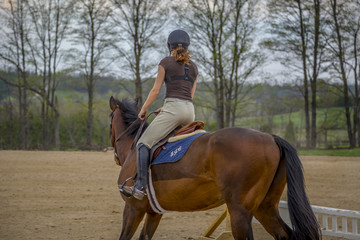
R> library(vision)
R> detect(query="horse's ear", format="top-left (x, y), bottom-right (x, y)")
top-left (109, 96), bottom-right (117, 111)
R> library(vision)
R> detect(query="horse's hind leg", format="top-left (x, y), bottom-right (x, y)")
top-left (254, 205), bottom-right (291, 240)
top-left (226, 203), bottom-right (254, 240)
top-left (119, 203), bottom-right (145, 240)
top-left (253, 156), bottom-right (292, 239)
top-left (139, 212), bottom-right (163, 240)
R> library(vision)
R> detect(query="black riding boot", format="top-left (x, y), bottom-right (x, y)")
top-left (122, 143), bottom-right (150, 200)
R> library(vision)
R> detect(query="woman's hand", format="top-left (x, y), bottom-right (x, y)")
top-left (154, 107), bottom-right (162, 115)
top-left (138, 108), bottom-right (147, 120)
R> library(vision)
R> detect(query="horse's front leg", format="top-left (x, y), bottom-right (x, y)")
top-left (119, 202), bottom-right (145, 240)
top-left (139, 212), bottom-right (163, 240)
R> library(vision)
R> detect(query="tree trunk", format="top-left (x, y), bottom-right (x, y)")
top-left (86, 6), bottom-right (96, 148)
top-left (297, 0), bottom-right (311, 148)
top-left (20, 1), bottom-right (29, 149)
top-left (310, 83), bottom-right (317, 148)
top-left (353, 25), bottom-right (360, 147)
top-left (87, 82), bottom-right (94, 147)
top-left (310, 0), bottom-right (321, 148)
top-left (358, 58), bottom-right (360, 147)
top-left (331, 0), bottom-right (355, 148)
top-left (55, 96), bottom-right (60, 149)
top-left (135, 43), bottom-right (143, 105)
top-left (133, 7), bottom-right (143, 106)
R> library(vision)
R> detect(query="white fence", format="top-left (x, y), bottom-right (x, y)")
top-left (278, 201), bottom-right (360, 240)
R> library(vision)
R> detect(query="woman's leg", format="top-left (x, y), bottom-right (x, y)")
top-left (124, 101), bottom-right (195, 199)
top-left (138, 101), bottom-right (194, 149)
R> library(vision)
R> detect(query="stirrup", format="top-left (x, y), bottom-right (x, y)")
top-left (120, 185), bottom-right (146, 200)
top-left (119, 176), bottom-right (136, 198)
top-left (133, 188), bottom-right (146, 200)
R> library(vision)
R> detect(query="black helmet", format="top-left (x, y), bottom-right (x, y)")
top-left (167, 30), bottom-right (190, 51)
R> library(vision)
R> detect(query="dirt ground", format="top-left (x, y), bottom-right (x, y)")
top-left (0, 151), bottom-right (359, 240)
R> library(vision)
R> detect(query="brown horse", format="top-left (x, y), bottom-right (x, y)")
top-left (109, 96), bottom-right (321, 240)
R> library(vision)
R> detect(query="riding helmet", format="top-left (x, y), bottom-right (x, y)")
top-left (167, 30), bottom-right (190, 51)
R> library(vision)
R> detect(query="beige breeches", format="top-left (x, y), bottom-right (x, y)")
top-left (138, 98), bottom-right (195, 149)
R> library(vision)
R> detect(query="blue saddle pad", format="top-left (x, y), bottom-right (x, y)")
top-left (151, 132), bottom-right (206, 165)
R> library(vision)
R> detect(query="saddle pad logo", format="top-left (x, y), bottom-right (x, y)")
top-left (152, 132), bottom-right (206, 165)
top-left (170, 146), bottom-right (182, 157)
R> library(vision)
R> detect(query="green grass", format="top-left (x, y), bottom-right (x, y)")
top-left (298, 148), bottom-right (360, 157)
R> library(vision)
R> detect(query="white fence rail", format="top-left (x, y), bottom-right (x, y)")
top-left (278, 201), bottom-right (360, 240)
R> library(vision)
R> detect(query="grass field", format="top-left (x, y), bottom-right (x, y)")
top-left (235, 107), bottom-right (355, 149)
top-left (299, 147), bottom-right (360, 157)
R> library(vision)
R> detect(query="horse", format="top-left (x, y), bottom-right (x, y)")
top-left (109, 96), bottom-right (321, 240)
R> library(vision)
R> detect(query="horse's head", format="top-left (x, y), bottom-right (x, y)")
top-left (109, 96), bottom-right (147, 166)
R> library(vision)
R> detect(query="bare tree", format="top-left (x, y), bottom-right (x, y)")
top-left (310, 0), bottom-right (321, 148)
top-left (327, 0), bottom-right (359, 148)
top-left (111, 0), bottom-right (166, 105)
top-left (347, 0), bottom-right (360, 147)
top-left (25, 0), bottom-right (73, 149)
top-left (265, 0), bottom-right (327, 148)
top-left (0, 0), bottom-right (31, 149)
top-left (176, 0), bottom-right (262, 129)
top-left (226, 0), bottom-right (262, 127)
top-left (71, 0), bottom-right (113, 147)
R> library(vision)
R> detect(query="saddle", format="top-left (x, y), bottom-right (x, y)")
top-left (151, 121), bottom-right (205, 160)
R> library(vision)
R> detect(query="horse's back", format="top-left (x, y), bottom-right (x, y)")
top-left (209, 127), bottom-right (279, 162)
top-left (150, 127), bottom-right (281, 211)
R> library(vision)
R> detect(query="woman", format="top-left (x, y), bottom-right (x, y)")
top-left (123, 30), bottom-right (199, 200)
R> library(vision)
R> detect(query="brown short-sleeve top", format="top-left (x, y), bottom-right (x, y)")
top-left (159, 56), bottom-right (198, 101)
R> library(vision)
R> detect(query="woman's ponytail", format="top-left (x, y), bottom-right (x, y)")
top-left (171, 46), bottom-right (190, 65)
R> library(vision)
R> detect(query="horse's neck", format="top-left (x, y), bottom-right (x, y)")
top-left (119, 142), bottom-right (138, 176)
top-left (116, 135), bottom-right (135, 166)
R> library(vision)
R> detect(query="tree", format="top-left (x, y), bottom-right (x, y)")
top-left (111, 0), bottom-right (166, 105)
top-left (347, 0), bottom-right (360, 147)
top-left (309, 0), bottom-right (321, 148)
top-left (0, 0), bottom-right (31, 149)
top-left (326, 0), bottom-right (358, 148)
top-left (26, 0), bottom-right (73, 149)
top-left (265, 0), bottom-right (327, 148)
top-left (71, 0), bottom-right (113, 147)
top-left (226, 0), bottom-right (262, 127)
top-left (176, 0), bottom-right (262, 129)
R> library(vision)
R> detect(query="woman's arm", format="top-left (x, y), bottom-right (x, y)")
top-left (138, 65), bottom-right (165, 119)
top-left (191, 76), bottom-right (197, 99)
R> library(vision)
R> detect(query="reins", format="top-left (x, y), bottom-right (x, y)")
top-left (115, 118), bottom-right (141, 143)
top-left (113, 110), bottom-right (155, 146)
top-left (111, 107), bottom-right (155, 165)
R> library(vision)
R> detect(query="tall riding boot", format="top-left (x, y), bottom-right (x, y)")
top-left (121, 143), bottom-right (150, 200)
top-left (133, 143), bottom-right (150, 199)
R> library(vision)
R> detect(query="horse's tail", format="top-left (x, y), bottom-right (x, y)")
top-left (273, 135), bottom-right (321, 240)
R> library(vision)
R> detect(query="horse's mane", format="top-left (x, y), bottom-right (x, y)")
top-left (114, 98), bottom-right (148, 136)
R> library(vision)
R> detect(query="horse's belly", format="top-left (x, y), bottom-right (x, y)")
top-left (152, 177), bottom-right (224, 211)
